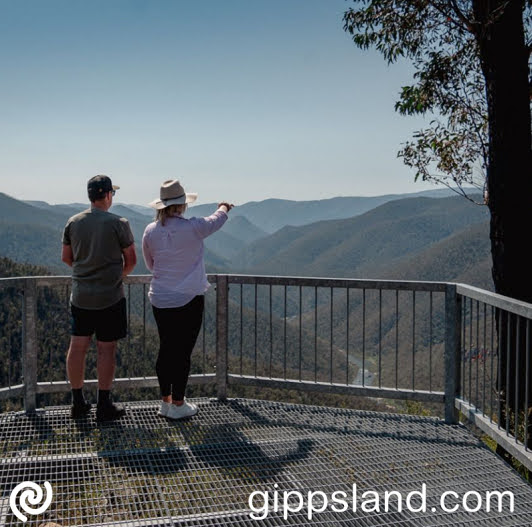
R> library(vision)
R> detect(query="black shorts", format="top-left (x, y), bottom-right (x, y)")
top-left (71, 298), bottom-right (127, 342)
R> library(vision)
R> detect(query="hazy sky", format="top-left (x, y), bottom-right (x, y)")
top-left (0, 0), bottom-right (438, 206)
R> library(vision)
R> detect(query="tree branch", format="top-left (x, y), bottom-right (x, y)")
top-left (431, 178), bottom-right (485, 205)
top-left (426, 0), bottom-right (473, 33)
top-left (449, 0), bottom-right (475, 31)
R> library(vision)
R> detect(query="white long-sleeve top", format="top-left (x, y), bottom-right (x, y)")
top-left (142, 208), bottom-right (228, 308)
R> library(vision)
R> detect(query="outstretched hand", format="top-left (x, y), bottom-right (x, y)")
top-left (218, 202), bottom-right (235, 212)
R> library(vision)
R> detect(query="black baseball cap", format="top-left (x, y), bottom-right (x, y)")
top-left (87, 175), bottom-right (120, 199)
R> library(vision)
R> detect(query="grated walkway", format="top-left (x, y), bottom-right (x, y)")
top-left (1, 398), bottom-right (531, 526)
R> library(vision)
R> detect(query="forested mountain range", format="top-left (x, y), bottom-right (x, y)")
top-left (3, 188), bottom-right (487, 281)
top-left (172, 187), bottom-right (478, 234)
top-left (231, 194), bottom-right (489, 283)
top-left (4, 189), bottom-right (493, 292)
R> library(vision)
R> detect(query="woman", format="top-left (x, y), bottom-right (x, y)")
top-left (142, 180), bottom-right (233, 419)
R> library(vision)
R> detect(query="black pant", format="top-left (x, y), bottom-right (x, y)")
top-left (152, 295), bottom-right (204, 400)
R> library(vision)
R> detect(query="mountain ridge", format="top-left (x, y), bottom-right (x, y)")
top-left (232, 194), bottom-right (488, 278)
top-left (2, 190), bottom-right (491, 290)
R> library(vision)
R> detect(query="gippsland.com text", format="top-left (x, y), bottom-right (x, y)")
top-left (248, 483), bottom-right (515, 520)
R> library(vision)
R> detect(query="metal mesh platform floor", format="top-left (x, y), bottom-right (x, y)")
top-left (1, 398), bottom-right (531, 527)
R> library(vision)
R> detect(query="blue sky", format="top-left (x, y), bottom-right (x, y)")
top-left (0, 0), bottom-right (437, 206)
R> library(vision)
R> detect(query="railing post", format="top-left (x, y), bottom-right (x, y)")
top-left (22, 278), bottom-right (38, 414)
top-left (216, 275), bottom-right (228, 400)
top-left (444, 284), bottom-right (461, 423)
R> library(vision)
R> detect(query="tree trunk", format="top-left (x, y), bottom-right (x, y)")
top-left (473, 0), bottom-right (532, 446)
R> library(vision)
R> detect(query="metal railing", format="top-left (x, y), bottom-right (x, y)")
top-left (0, 274), bottom-right (531, 470)
top-left (455, 283), bottom-right (532, 470)
top-left (223, 275), bottom-right (449, 409)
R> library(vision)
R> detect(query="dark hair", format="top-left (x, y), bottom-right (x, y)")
top-left (88, 189), bottom-right (111, 203)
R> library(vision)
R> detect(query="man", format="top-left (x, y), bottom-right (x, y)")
top-left (62, 175), bottom-right (137, 421)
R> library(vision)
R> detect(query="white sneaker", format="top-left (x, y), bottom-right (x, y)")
top-left (158, 401), bottom-right (171, 417)
top-left (166, 400), bottom-right (198, 420)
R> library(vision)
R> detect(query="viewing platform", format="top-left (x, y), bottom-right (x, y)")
top-left (1, 275), bottom-right (532, 526)
top-left (2, 398), bottom-right (532, 526)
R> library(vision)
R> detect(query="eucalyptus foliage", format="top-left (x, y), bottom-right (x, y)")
top-left (343, 1), bottom-right (532, 202)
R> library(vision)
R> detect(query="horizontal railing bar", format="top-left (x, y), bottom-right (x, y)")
top-left (7, 276), bottom-right (532, 312)
top-left (455, 398), bottom-right (532, 472)
top-left (457, 283), bottom-right (532, 320)
top-left (0, 274), bottom-right (212, 288)
top-left (228, 374), bottom-right (445, 403)
top-left (0, 274), bottom-right (449, 291)
top-left (0, 275), bottom-right (153, 288)
top-left (35, 374), bottom-right (216, 394)
top-left (10, 276), bottom-right (532, 312)
top-left (34, 275), bottom-right (153, 287)
top-left (225, 274), bottom-right (448, 291)
top-left (0, 384), bottom-right (24, 400)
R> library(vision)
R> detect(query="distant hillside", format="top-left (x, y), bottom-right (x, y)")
top-left (24, 200), bottom-right (85, 217)
top-left (203, 247), bottom-right (230, 272)
top-left (204, 230), bottom-right (245, 261)
top-left (3, 191), bottom-right (490, 286)
top-left (0, 222), bottom-right (64, 273)
top-left (378, 221), bottom-right (492, 289)
top-left (0, 256), bottom-right (51, 278)
top-left (202, 215), bottom-right (267, 261)
top-left (122, 204), bottom-right (152, 216)
top-left (188, 187), bottom-right (479, 233)
top-left (1, 193), bottom-right (71, 228)
top-left (234, 195), bottom-right (489, 278)
top-left (221, 215), bottom-right (267, 243)
top-left (110, 204), bottom-right (151, 222)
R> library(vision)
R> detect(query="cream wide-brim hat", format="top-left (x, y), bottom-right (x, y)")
top-left (148, 179), bottom-right (198, 210)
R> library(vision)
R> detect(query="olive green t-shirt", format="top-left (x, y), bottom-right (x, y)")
top-left (62, 207), bottom-right (135, 309)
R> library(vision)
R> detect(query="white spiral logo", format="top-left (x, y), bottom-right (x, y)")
top-left (9, 481), bottom-right (53, 522)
